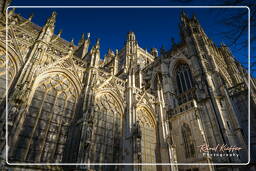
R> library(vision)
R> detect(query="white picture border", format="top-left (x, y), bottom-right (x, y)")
top-left (5, 6), bottom-right (251, 166)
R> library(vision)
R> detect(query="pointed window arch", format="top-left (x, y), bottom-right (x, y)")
top-left (136, 107), bottom-right (157, 170)
top-left (176, 63), bottom-right (194, 94)
top-left (91, 93), bottom-right (122, 170)
top-left (181, 123), bottom-right (195, 158)
top-left (13, 73), bottom-right (77, 163)
top-left (176, 63), bottom-right (195, 104)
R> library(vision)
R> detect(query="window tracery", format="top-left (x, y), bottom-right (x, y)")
top-left (91, 93), bottom-right (122, 170)
top-left (176, 64), bottom-right (193, 94)
top-left (13, 73), bottom-right (76, 162)
top-left (136, 107), bottom-right (156, 171)
top-left (176, 63), bottom-right (195, 104)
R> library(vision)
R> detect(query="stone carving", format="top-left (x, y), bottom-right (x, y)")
top-left (133, 121), bottom-right (142, 162)
top-left (11, 81), bottom-right (30, 105)
top-left (84, 106), bottom-right (94, 149)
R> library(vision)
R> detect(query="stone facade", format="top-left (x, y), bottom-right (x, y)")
top-left (0, 6), bottom-right (255, 171)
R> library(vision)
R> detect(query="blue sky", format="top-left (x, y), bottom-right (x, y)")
top-left (12, 7), bottom-right (250, 76)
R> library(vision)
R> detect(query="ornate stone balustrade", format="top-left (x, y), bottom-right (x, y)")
top-left (172, 99), bottom-right (196, 116)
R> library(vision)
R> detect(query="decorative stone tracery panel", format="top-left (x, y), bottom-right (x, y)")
top-left (13, 73), bottom-right (77, 163)
top-left (90, 93), bottom-right (122, 170)
top-left (136, 107), bottom-right (157, 171)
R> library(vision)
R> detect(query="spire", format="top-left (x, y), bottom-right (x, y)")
top-left (95, 38), bottom-right (100, 49)
top-left (89, 38), bottom-right (100, 68)
top-left (150, 48), bottom-right (158, 57)
top-left (78, 33), bottom-right (85, 46)
top-left (180, 10), bottom-right (188, 20)
top-left (67, 39), bottom-right (74, 57)
top-left (57, 29), bottom-right (62, 37)
top-left (45, 11), bottom-right (57, 28)
top-left (127, 31), bottom-right (136, 41)
top-left (220, 42), bottom-right (227, 47)
top-left (107, 48), bottom-right (114, 56)
top-left (180, 10), bottom-right (189, 29)
top-left (70, 38), bottom-right (74, 46)
top-left (28, 13), bottom-right (34, 22)
top-left (75, 32), bottom-right (91, 58)
top-left (38, 11), bottom-right (57, 42)
top-left (192, 14), bottom-right (199, 23)
top-left (181, 10), bottom-right (187, 17)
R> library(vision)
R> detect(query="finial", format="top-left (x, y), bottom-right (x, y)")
top-left (46, 11), bottom-right (57, 26)
top-left (127, 31), bottom-right (136, 41)
top-left (67, 39), bottom-right (74, 57)
top-left (52, 11), bottom-right (57, 17)
top-left (96, 38), bottom-right (100, 45)
top-left (181, 10), bottom-right (187, 17)
top-left (220, 42), bottom-right (226, 47)
top-left (192, 14), bottom-right (198, 22)
top-left (150, 48), bottom-right (158, 57)
top-left (57, 29), bottom-right (62, 37)
top-left (8, 8), bottom-right (15, 16)
top-left (78, 33), bottom-right (85, 46)
top-left (81, 33), bottom-right (85, 40)
top-left (94, 38), bottom-right (100, 49)
top-left (28, 13), bottom-right (34, 21)
top-left (70, 38), bottom-right (74, 46)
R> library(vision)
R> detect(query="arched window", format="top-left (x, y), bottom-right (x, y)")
top-left (91, 93), bottom-right (122, 170)
top-left (136, 107), bottom-right (157, 171)
top-left (176, 63), bottom-right (194, 94)
top-left (181, 123), bottom-right (195, 158)
top-left (13, 73), bottom-right (77, 163)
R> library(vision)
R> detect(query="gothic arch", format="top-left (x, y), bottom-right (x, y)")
top-left (136, 105), bottom-right (157, 168)
top-left (136, 105), bottom-right (157, 128)
top-left (33, 67), bottom-right (82, 97)
top-left (13, 71), bottom-right (79, 162)
top-left (90, 91), bottom-right (123, 166)
top-left (169, 57), bottom-right (192, 79)
top-left (95, 89), bottom-right (124, 115)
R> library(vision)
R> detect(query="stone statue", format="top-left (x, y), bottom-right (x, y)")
top-left (133, 121), bottom-right (142, 139)
top-left (133, 121), bottom-right (142, 162)
top-left (84, 106), bottom-right (94, 149)
top-left (85, 125), bottom-right (93, 147)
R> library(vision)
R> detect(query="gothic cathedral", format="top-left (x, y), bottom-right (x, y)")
top-left (0, 3), bottom-right (256, 171)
